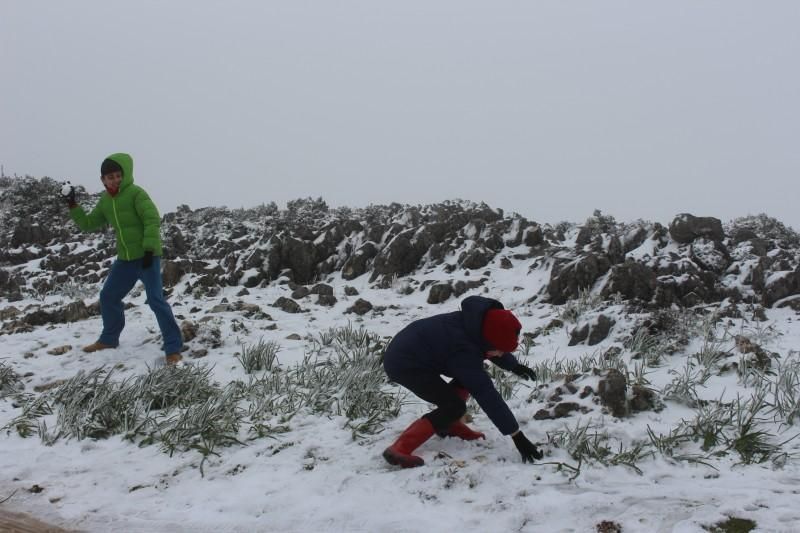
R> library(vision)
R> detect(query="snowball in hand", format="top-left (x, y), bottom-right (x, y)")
top-left (61, 182), bottom-right (74, 196)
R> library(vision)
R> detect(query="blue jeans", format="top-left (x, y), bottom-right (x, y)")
top-left (98, 256), bottom-right (183, 355)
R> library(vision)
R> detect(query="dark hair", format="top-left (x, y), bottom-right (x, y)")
top-left (101, 158), bottom-right (123, 176)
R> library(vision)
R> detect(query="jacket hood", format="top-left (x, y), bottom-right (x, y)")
top-left (104, 153), bottom-right (135, 191)
top-left (461, 295), bottom-right (504, 350)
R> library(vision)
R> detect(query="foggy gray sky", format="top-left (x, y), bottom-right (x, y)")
top-left (2, 1), bottom-right (799, 228)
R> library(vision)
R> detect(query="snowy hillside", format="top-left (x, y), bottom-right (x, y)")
top-left (1, 176), bottom-right (800, 532)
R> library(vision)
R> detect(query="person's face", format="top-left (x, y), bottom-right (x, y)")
top-left (101, 171), bottom-right (123, 190)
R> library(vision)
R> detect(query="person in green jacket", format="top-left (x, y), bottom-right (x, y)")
top-left (63, 153), bottom-right (183, 365)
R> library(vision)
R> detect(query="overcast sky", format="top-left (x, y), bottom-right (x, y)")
top-left (2, 1), bottom-right (799, 228)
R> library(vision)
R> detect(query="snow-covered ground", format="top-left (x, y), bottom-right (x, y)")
top-left (2, 258), bottom-right (800, 533)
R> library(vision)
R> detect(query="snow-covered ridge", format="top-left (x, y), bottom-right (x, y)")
top-left (2, 177), bottom-right (800, 314)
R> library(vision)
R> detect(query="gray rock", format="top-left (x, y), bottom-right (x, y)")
top-left (189, 348), bottom-right (208, 358)
top-left (342, 242), bottom-right (378, 280)
top-left (0, 270), bottom-right (23, 298)
top-left (62, 300), bottom-right (91, 322)
top-left (629, 385), bottom-right (659, 413)
top-left (552, 402), bottom-right (581, 418)
top-left (669, 214), bottom-right (725, 243)
top-left (523, 225), bottom-right (543, 247)
top-left (575, 226), bottom-right (593, 247)
top-left (452, 279), bottom-right (487, 297)
top-left (0, 306), bottom-right (21, 320)
top-left (762, 268), bottom-right (800, 308)
top-left (459, 247), bottom-right (493, 270)
top-left (310, 283), bottom-right (334, 296)
top-left (622, 227), bottom-right (648, 253)
top-left (607, 236), bottom-right (624, 264)
top-left (46, 345), bottom-right (71, 355)
top-left (346, 298), bottom-right (373, 315)
top-left (317, 294), bottom-right (337, 306)
top-left (427, 283), bottom-right (453, 304)
top-left (548, 254), bottom-right (610, 304)
top-left (272, 297), bottom-right (302, 314)
top-left (775, 295), bottom-right (800, 311)
top-left (570, 315), bottom-right (614, 346)
top-left (237, 303), bottom-right (264, 317)
top-left (280, 236), bottom-right (318, 284)
top-left (600, 261), bottom-right (657, 302)
top-left (180, 320), bottom-right (198, 342)
top-left (370, 233), bottom-right (425, 281)
top-left (11, 221), bottom-right (52, 247)
top-left (291, 286), bottom-right (311, 299)
top-left (690, 239), bottom-right (731, 273)
top-left (597, 368), bottom-right (627, 417)
top-left (568, 323), bottom-right (589, 345)
top-left (161, 260), bottom-right (186, 288)
top-left (588, 315), bottom-right (615, 345)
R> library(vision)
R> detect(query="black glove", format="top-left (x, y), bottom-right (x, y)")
top-left (512, 431), bottom-right (543, 463)
top-left (60, 182), bottom-right (76, 207)
top-left (512, 364), bottom-right (536, 381)
top-left (142, 251), bottom-right (154, 269)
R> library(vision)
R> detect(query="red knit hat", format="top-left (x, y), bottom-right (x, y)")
top-left (482, 309), bottom-right (522, 352)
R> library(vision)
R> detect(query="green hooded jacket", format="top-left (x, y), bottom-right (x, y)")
top-left (69, 153), bottom-right (163, 260)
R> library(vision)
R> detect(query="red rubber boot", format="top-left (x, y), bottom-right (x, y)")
top-left (383, 418), bottom-right (436, 468)
top-left (441, 421), bottom-right (485, 440)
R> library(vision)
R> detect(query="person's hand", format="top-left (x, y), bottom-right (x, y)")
top-left (142, 251), bottom-right (154, 269)
top-left (512, 431), bottom-right (543, 463)
top-left (512, 363), bottom-right (536, 381)
top-left (60, 181), bottom-right (76, 208)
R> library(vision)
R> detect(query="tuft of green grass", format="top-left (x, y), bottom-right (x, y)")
top-left (236, 338), bottom-right (280, 374)
top-left (0, 361), bottom-right (24, 398)
top-left (702, 516), bottom-right (756, 533)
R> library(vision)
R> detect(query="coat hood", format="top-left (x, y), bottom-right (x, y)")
top-left (461, 295), bottom-right (505, 350)
top-left (103, 153), bottom-right (135, 192)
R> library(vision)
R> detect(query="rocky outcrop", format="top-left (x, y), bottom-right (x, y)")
top-left (762, 268), bottom-right (800, 308)
top-left (341, 243), bottom-right (378, 280)
top-left (1, 300), bottom-right (97, 334)
top-left (601, 262), bottom-right (657, 302)
top-left (548, 254), bottom-right (611, 305)
top-left (1, 177), bottom-right (799, 313)
top-left (669, 214), bottom-right (725, 243)
top-left (569, 315), bottom-right (616, 346)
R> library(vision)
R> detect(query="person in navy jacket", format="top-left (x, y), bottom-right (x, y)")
top-left (382, 295), bottom-right (542, 468)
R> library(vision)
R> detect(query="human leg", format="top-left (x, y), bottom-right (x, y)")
top-left (139, 256), bottom-right (183, 358)
top-left (96, 259), bottom-right (139, 348)
top-left (382, 371), bottom-right (467, 467)
top-left (438, 379), bottom-right (485, 440)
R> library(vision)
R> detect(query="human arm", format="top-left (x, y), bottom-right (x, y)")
top-left (450, 358), bottom-right (519, 435)
top-left (134, 188), bottom-right (161, 254)
top-left (490, 352), bottom-right (536, 381)
top-left (69, 202), bottom-right (108, 232)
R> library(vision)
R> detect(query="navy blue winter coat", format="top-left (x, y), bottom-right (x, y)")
top-left (384, 296), bottom-right (521, 435)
